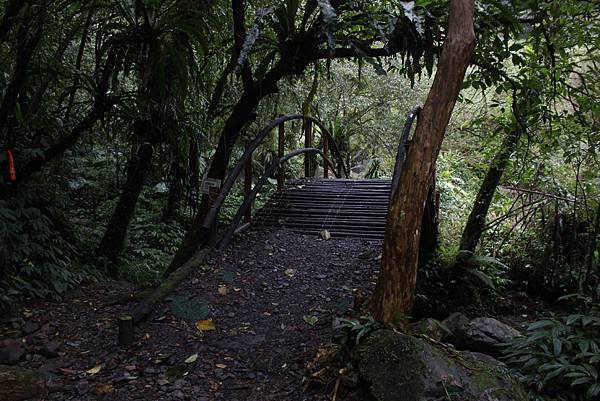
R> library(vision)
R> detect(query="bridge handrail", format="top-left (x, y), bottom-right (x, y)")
top-left (202, 114), bottom-right (348, 230)
top-left (391, 106), bottom-right (422, 194)
top-left (217, 148), bottom-right (339, 249)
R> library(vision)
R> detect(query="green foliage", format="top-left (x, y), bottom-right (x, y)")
top-left (502, 295), bottom-right (600, 401)
top-left (0, 189), bottom-right (98, 311)
top-left (334, 314), bottom-right (380, 347)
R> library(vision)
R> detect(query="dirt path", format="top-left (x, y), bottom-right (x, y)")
top-left (5, 229), bottom-right (382, 400)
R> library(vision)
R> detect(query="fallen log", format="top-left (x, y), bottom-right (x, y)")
top-left (118, 248), bottom-right (212, 347)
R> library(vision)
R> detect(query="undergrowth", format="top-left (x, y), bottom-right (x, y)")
top-left (502, 294), bottom-right (600, 401)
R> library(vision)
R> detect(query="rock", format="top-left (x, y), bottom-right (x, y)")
top-left (319, 230), bottom-right (331, 240)
top-left (38, 341), bottom-right (61, 358)
top-left (0, 365), bottom-right (48, 401)
top-left (0, 340), bottom-right (25, 365)
top-left (22, 321), bottom-right (40, 335)
top-left (353, 329), bottom-right (527, 401)
top-left (443, 315), bottom-right (521, 357)
top-left (441, 312), bottom-right (470, 338)
top-left (409, 318), bottom-right (447, 341)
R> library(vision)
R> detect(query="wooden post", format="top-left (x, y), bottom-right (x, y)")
top-left (118, 314), bottom-right (134, 347)
top-left (304, 118), bottom-right (313, 178)
top-left (277, 120), bottom-right (285, 189)
top-left (244, 141), bottom-right (253, 224)
top-left (323, 135), bottom-right (329, 178)
top-left (207, 185), bottom-right (220, 246)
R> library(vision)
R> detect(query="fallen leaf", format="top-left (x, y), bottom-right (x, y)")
top-left (196, 319), bottom-right (216, 332)
top-left (284, 268), bottom-right (296, 278)
top-left (86, 364), bottom-right (104, 375)
top-left (303, 315), bottom-right (319, 326)
top-left (95, 384), bottom-right (114, 394)
top-left (319, 230), bottom-right (331, 240)
top-left (154, 353), bottom-right (171, 364)
top-left (184, 354), bottom-right (198, 364)
top-left (218, 285), bottom-right (228, 295)
top-left (59, 368), bottom-right (77, 376)
top-left (215, 363), bottom-right (227, 369)
top-left (143, 333), bottom-right (151, 340)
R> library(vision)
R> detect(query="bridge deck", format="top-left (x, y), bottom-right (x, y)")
top-left (255, 179), bottom-right (390, 240)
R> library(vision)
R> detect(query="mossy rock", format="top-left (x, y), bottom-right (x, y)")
top-left (353, 329), bottom-right (527, 401)
top-left (0, 365), bottom-right (48, 401)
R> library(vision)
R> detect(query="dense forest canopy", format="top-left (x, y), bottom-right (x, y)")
top-left (0, 0), bottom-right (599, 400)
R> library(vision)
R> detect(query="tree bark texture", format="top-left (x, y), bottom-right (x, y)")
top-left (419, 183), bottom-right (439, 269)
top-left (368, 0), bottom-right (475, 324)
top-left (459, 129), bottom-right (521, 254)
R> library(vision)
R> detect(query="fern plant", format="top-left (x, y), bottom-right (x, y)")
top-left (334, 314), bottom-right (380, 347)
top-left (501, 294), bottom-right (600, 401)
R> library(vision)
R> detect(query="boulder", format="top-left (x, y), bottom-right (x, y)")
top-left (0, 365), bottom-right (48, 401)
top-left (442, 312), bottom-right (470, 337)
top-left (0, 340), bottom-right (24, 365)
top-left (442, 314), bottom-right (521, 357)
top-left (409, 318), bottom-right (447, 342)
top-left (353, 329), bottom-right (527, 401)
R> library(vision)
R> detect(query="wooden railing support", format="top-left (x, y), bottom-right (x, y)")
top-left (304, 119), bottom-right (313, 178)
top-left (323, 135), bottom-right (329, 179)
top-left (277, 120), bottom-right (285, 190)
top-left (218, 148), bottom-right (340, 249)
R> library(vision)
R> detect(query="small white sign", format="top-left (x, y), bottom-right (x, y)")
top-left (201, 178), bottom-right (222, 194)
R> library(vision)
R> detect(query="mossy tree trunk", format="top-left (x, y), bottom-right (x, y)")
top-left (459, 129), bottom-right (521, 255)
top-left (369, 0), bottom-right (476, 323)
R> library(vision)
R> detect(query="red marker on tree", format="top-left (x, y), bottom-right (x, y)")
top-left (7, 149), bottom-right (16, 182)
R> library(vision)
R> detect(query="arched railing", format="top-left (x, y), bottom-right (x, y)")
top-left (217, 148), bottom-right (339, 248)
top-left (200, 114), bottom-right (349, 235)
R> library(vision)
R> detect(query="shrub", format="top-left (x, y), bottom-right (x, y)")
top-left (502, 294), bottom-right (600, 401)
top-left (0, 189), bottom-right (98, 311)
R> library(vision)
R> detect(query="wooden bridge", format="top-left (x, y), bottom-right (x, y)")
top-left (120, 107), bottom-right (437, 344)
top-left (255, 178), bottom-right (391, 241)
top-left (208, 107), bottom-right (438, 250)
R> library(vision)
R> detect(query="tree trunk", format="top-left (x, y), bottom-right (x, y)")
top-left (97, 140), bottom-right (154, 275)
top-left (63, 4), bottom-right (95, 124)
top-left (459, 129), bottom-right (521, 254)
top-left (419, 183), bottom-right (439, 269)
top-left (0, 0), bottom-right (28, 44)
top-left (368, 0), bottom-right (475, 324)
top-left (0, 3), bottom-right (45, 138)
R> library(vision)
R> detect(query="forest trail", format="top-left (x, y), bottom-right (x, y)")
top-left (255, 179), bottom-right (390, 241)
top-left (11, 229), bottom-right (382, 400)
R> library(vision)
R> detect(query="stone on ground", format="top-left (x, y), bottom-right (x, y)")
top-left (353, 329), bottom-right (527, 401)
top-left (442, 313), bottom-right (521, 356)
